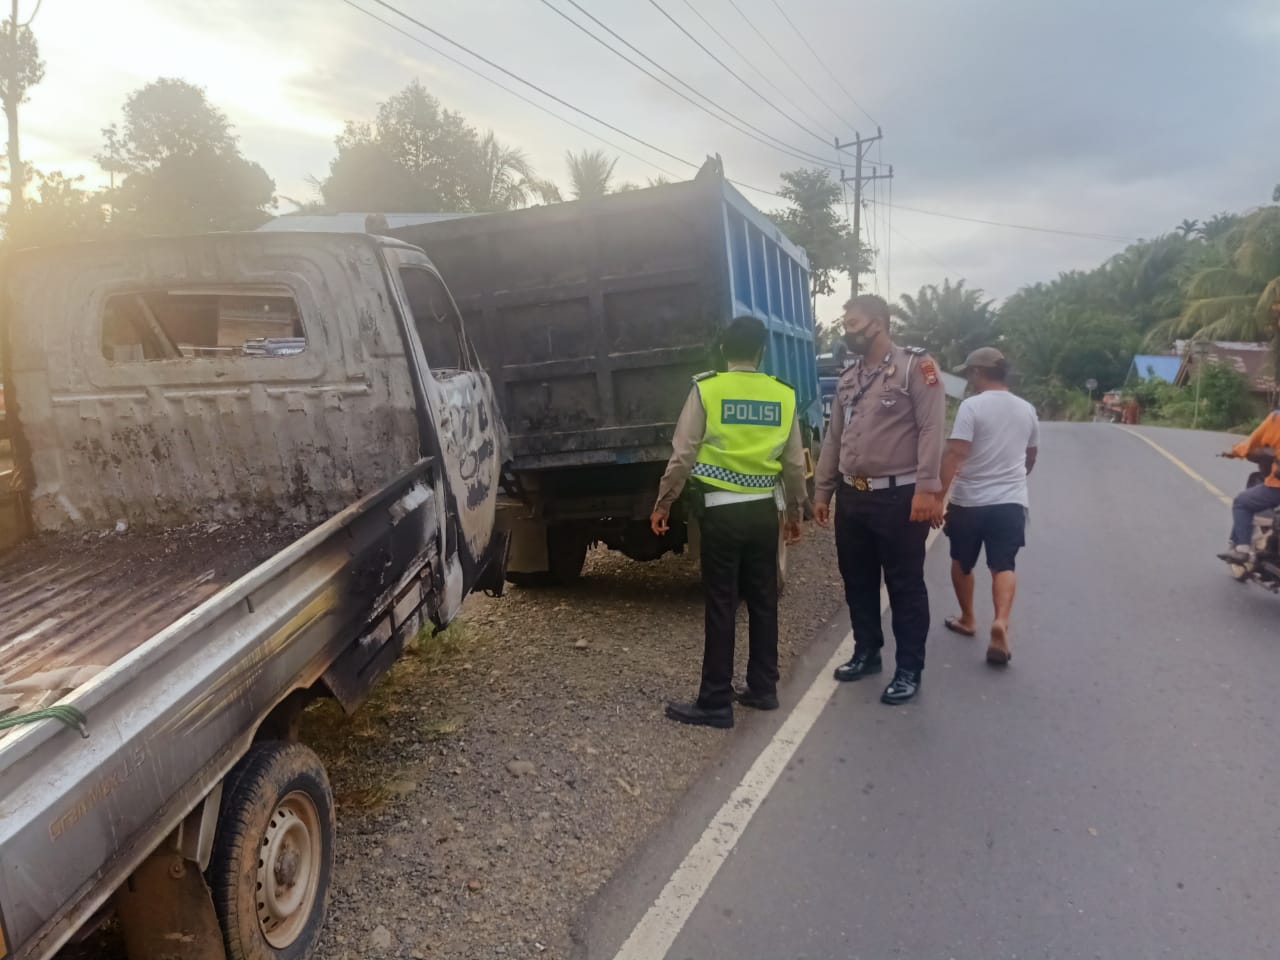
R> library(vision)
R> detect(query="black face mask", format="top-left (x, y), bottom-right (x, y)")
top-left (843, 330), bottom-right (872, 355)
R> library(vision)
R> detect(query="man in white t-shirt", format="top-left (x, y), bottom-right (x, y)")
top-left (939, 348), bottom-right (1039, 666)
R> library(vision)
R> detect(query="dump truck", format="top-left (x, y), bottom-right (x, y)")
top-left (391, 165), bottom-right (821, 586)
top-left (0, 232), bottom-right (508, 960)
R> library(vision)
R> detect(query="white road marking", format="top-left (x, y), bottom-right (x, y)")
top-left (1116, 426), bottom-right (1232, 506)
top-left (612, 526), bottom-right (943, 960)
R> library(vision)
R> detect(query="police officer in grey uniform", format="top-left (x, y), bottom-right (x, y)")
top-left (814, 294), bottom-right (946, 705)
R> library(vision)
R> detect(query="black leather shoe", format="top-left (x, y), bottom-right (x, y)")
top-left (880, 669), bottom-right (921, 705)
top-left (665, 701), bottom-right (734, 728)
top-left (834, 652), bottom-right (883, 682)
top-left (736, 688), bottom-right (780, 711)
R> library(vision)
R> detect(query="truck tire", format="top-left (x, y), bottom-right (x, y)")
top-left (547, 525), bottom-right (589, 585)
top-left (208, 742), bottom-right (335, 960)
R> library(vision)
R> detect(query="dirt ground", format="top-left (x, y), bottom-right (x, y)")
top-left (311, 528), bottom-right (843, 960)
top-left (56, 527), bottom-right (844, 960)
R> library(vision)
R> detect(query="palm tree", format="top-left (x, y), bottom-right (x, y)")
top-left (893, 278), bottom-right (997, 370)
top-left (565, 149), bottom-right (617, 200)
top-left (475, 133), bottom-right (561, 210)
top-left (1177, 218), bottom-right (1200, 239)
top-left (1156, 207), bottom-right (1280, 342)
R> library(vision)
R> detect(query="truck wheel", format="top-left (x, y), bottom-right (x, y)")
top-left (208, 742), bottom-right (335, 960)
top-left (547, 526), bottom-right (589, 585)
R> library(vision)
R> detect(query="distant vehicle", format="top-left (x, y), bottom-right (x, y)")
top-left (391, 165), bottom-right (822, 588)
top-left (0, 232), bottom-right (508, 960)
top-left (817, 344), bottom-right (851, 425)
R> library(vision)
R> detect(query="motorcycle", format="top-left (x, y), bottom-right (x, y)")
top-left (1218, 447), bottom-right (1280, 591)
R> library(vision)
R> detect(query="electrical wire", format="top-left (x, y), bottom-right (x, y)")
top-left (344, 0), bottom-right (789, 201)
top-left (676, 0), bottom-right (837, 142)
top-left (767, 0), bottom-right (878, 128)
top-left (541, 0), bottom-right (843, 171)
top-left (360, 0), bottom-right (694, 168)
top-left (646, 0), bottom-right (835, 152)
top-left (886, 174), bottom-right (893, 295)
top-left (340, 0), bottom-right (681, 180)
top-left (723, 0), bottom-right (857, 137)
top-left (868, 198), bottom-right (1136, 242)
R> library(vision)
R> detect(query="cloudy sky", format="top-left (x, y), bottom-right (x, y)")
top-left (22, 0), bottom-right (1280, 324)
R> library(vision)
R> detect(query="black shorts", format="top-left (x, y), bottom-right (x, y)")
top-left (945, 503), bottom-right (1027, 574)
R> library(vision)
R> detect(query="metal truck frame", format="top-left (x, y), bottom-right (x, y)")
top-left (0, 232), bottom-right (507, 960)
top-left (390, 166), bottom-right (820, 586)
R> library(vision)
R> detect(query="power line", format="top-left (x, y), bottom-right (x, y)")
top-left (646, 0), bottom-right (835, 152)
top-left (360, 0), bottom-right (694, 169)
top-left (541, 0), bottom-right (843, 171)
top-left (888, 222), bottom-right (961, 278)
top-left (344, 0), bottom-right (789, 203)
top-left (722, 0), bottom-right (855, 137)
top-left (767, 0), bottom-right (878, 128)
top-left (868, 198), bottom-right (1136, 242)
top-left (886, 174), bottom-right (893, 295)
top-left (340, 0), bottom-right (681, 180)
top-left (677, 0), bottom-right (837, 143)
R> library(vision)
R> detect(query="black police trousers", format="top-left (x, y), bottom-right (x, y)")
top-left (834, 484), bottom-right (931, 674)
top-left (697, 498), bottom-right (780, 709)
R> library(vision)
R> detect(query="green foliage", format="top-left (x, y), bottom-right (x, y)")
top-left (769, 168), bottom-right (871, 301)
top-left (0, 10), bottom-right (45, 222)
top-left (320, 80), bottom-right (555, 214)
top-left (1173, 207), bottom-right (1280, 342)
top-left (102, 79), bottom-right (275, 234)
top-left (1016, 380), bottom-right (1094, 422)
top-left (0, 17), bottom-right (44, 110)
top-left (1130, 362), bottom-right (1253, 431)
top-left (7, 171), bottom-right (105, 247)
top-left (565, 148), bottom-right (617, 199)
top-left (893, 278), bottom-right (996, 370)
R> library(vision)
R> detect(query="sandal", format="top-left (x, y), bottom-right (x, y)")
top-left (944, 616), bottom-right (976, 637)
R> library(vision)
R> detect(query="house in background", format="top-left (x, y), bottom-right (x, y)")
top-left (1173, 341), bottom-right (1278, 403)
top-left (1124, 353), bottom-right (1182, 385)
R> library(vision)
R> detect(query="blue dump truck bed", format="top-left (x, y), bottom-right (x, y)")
top-left (391, 165), bottom-right (819, 472)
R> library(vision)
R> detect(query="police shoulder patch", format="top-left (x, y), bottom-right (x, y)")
top-left (918, 357), bottom-right (940, 386)
top-left (692, 370), bottom-right (718, 382)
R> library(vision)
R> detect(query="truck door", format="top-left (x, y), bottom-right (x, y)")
top-left (388, 252), bottom-right (506, 580)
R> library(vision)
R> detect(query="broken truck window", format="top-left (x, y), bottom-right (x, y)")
top-left (100, 286), bottom-right (306, 361)
top-left (398, 267), bottom-right (466, 373)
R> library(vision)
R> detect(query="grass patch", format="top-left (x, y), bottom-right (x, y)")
top-left (303, 618), bottom-right (482, 805)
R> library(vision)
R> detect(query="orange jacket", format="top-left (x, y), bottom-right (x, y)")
top-left (1232, 411), bottom-right (1280, 488)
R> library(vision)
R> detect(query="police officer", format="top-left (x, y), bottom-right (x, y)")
top-left (651, 315), bottom-right (808, 728)
top-left (814, 294), bottom-right (945, 705)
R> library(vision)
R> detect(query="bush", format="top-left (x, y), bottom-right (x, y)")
top-left (1018, 380), bottom-right (1094, 421)
top-left (1129, 362), bottom-right (1253, 431)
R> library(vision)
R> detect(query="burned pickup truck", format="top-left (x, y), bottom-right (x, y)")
top-left (0, 232), bottom-right (507, 960)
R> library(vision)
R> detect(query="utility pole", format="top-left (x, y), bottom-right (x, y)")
top-left (2, 0), bottom-right (43, 224)
top-left (835, 128), bottom-right (892, 298)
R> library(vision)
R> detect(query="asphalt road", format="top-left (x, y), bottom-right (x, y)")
top-left (591, 423), bottom-right (1280, 960)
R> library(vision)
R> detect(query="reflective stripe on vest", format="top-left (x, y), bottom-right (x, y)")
top-left (693, 371), bottom-right (796, 495)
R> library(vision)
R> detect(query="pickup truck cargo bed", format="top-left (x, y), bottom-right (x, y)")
top-left (0, 521), bottom-right (311, 726)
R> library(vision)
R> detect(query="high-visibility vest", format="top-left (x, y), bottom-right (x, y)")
top-left (691, 370), bottom-right (796, 494)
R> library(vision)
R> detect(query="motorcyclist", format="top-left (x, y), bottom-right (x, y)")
top-left (1218, 409), bottom-right (1280, 564)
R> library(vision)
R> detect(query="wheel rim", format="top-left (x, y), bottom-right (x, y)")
top-left (256, 790), bottom-right (323, 948)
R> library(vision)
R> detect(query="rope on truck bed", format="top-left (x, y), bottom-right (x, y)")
top-left (0, 705), bottom-right (89, 738)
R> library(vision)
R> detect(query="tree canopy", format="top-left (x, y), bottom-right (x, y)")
top-left (895, 192), bottom-right (1280, 420)
top-left (319, 80), bottom-right (558, 214)
top-left (101, 78), bottom-right (276, 234)
top-left (769, 168), bottom-right (870, 304)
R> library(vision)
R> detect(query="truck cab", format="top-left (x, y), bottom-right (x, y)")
top-left (0, 232), bottom-right (506, 960)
